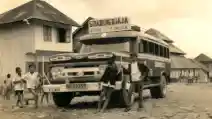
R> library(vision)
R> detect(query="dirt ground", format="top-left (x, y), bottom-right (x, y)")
top-left (1, 83), bottom-right (212, 119)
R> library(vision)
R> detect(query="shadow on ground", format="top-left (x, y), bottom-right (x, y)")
top-left (65, 95), bottom-right (151, 110)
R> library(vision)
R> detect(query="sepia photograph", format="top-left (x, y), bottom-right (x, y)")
top-left (0, 0), bottom-right (212, 119)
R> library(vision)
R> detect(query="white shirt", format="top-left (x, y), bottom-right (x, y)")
top-left (13, 74), bottom-right (24, 91)
top-left (24, 72), bottom-right (39, 89)
top-left (5, 78), bottom-right (12, 87)
top-left (131, 62), bottom-right (141, 82)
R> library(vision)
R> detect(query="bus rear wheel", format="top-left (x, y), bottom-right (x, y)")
top-left (150, 75), bottom-right (167, 99)
top-left (52, 92), bottom-right (74, 107)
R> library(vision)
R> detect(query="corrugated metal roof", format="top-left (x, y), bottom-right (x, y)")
top-left (190, 59), bottom-right (209, 72)
top-left (145, 28), bottom-right (173, 43)
top-left (171, 55), bottom-right (200, 69)
top-left (0, 0), bottom-right (79, 26)
top-left (168, 43), bottom-right (186, 55)
top-left (194, 53), bottom-right (212, 62)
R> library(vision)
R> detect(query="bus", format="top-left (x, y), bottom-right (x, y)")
top-left (43, 17), bottom-right (171, 107)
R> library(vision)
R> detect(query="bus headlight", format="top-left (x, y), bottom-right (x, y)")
top-left (98, 65), bottom-right (107, 74)
top-left (51, 68), bottom-right (63, 79)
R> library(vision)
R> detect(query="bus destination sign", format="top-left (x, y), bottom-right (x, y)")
top-left (88, 17), bottom-right (131, 34)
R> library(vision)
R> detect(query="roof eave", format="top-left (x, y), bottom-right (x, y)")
top-left (73, 17), bottom-right (94, 37)
top-left (0, 18), bottom-right (80, 28)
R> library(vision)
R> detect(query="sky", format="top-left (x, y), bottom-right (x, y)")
top-left (1, 0), bottom-right (212, 58)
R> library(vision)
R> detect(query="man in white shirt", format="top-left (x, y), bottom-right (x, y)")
top-left (13, 67), bottom-right (25, 108)
top-left (24, 64), bottom-right (41, 108)
top-left (125, 53), bottom-right (145, 112)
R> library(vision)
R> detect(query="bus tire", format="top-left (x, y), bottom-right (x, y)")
top-left (150, 75), bottom-right (167, 99)
top-left (52, 92), bottom-right (73, 107)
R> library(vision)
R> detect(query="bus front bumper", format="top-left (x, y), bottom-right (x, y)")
top-left (43, 81), bottom-right (124, 93)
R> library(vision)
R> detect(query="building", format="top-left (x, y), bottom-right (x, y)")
top-left (190, 59), bottom-right (209, 82)
top-left (145, 28), bottom-right (209, 82)
top-left (170, 55), bottom-right (209, 82)
top-left (195, 53), bottom-right (212, 79)
top-left (0, 0), bottom-right (79, 77)
top-left (72, 17), bottom-right (94, 52)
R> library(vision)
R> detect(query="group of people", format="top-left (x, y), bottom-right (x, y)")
top-left (97, 53), bottom-right (149, 113)
top-left (1, 54), bottom-right (148, 112)
top-left (2, 64), bottom-right (50, 108)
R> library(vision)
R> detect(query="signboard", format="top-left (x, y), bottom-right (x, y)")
top-left (154, 61), bottom-right (165, 68)
top-left (88, 17), bottom-right (131, 34)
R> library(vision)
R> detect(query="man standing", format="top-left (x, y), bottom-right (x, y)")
top-left (97, 57), bottom-right (118, 113)
top-left (125, 53), bottom-right (147, 112)
top-left (24, 64), bottom-right (41, 108)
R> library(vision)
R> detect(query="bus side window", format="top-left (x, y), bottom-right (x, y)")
top-left (139, 40), bottom-right (148, 53)
top-left (163, 47), bottom-right (166, 57)
top-left (149, 42), bottom-right (154, 55)
top-left (159, 46), bottom-right (164, 57)
top-left (138, 40), bottom-right (143, 53)
top-left (143, 40), bottom-right (148, 53)
top-left (167, 48), bottom-right (170, 58)
top-left (155, 44), bottom-right (159, 56)
top-left (165, 48), bottom-right (167, 58)
top-left (164, 47), bottom-right (169, 58)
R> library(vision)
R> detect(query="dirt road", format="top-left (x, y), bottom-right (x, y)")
top-left (1, 83), bottom-right (212, 119)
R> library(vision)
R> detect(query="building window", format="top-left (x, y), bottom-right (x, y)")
top-left (57, 28), bottom-right (68, 43)
top-left (43, 25), bottom-right (52, 42)
top-left (66, 29), bottom-right (71, 43)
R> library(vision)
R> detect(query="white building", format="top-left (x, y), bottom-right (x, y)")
top-left (0, 0), bottom-right (79, 77)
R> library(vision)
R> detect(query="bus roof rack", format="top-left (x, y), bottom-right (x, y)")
top-left (79, 31), bottom-right (169, 47)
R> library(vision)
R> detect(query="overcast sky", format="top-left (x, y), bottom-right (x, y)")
top-left (1, 0), bottom-right (212, 58)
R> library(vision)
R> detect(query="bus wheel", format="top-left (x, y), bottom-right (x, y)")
top-left (52, 92), bottom-right (74, 107)
top-left (150, 75), bottom-right (167, 99)
top-left (120, 77), bottom-right (135, 107)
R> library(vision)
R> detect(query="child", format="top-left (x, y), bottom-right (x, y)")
top-left (40, 76), bottom-right (50, 105)
top-left (3, 80), bottom-right (7, 100)
top-left (24, 64), bottom-right (41, 108)
top-left (5, 74), bottom-right (12, 100)
top-left (13, 67), bottom-right (25, 108)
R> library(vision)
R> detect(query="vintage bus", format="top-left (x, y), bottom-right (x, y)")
top-left (43, 17), bottom-right (171, 107)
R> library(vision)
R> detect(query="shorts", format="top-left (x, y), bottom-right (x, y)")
top-left (15, 90), bottom-right (23, 95)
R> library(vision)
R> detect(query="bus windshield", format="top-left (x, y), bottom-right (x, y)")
top-left (80, 37), bottom-right (132, 53)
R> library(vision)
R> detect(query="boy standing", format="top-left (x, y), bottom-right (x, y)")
top-left (24, 64), bottom-right (41, 108)
top-left (13, 67), bottom-right (25, 108)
